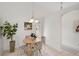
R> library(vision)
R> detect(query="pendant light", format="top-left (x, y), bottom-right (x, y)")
top-left (29, 17), bottom-right (34, 23)
top-left (29, 2), bottom-right (39, 23)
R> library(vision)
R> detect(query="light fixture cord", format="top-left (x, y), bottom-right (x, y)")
top-left (32, 2), bottom-right (34, 18)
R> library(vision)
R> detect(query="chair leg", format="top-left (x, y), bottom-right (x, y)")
top-left (39, 49), bottom-right (42, 56)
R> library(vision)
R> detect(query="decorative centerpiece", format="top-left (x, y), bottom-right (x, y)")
top-left (30, 33), bottom-right (37, 40)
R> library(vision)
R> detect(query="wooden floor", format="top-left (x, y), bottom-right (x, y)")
top-left (1, 44), bottom-right (79, 56)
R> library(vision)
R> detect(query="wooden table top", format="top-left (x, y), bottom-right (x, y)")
top-left (23, 36), bottom-right (41, 44)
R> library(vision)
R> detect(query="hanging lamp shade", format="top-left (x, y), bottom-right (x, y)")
top-left (29, 17), bottom-right (34, 23)
top-left (35, 20), bottom-right (39, 23)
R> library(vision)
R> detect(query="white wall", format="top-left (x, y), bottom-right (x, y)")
top-left (0, 2), bottom-right (32, 50)
top-left (0, 2), bottom-right (44, 51)
top-left (44, 12), bottom-right (61, 50)
top-left (62, 10), bottom-right (79, 50)
top-left (44, 9), bottom-right (79, 51)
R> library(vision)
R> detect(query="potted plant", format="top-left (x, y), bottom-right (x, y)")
top-left (0, 21), bottom-right (18, 52)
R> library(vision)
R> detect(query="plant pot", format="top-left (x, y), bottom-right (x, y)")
top-left (10, 40), bottom-right (15, 52)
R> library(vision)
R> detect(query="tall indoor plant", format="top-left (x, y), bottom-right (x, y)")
top-left (0, 21), bottom-right (18, 52)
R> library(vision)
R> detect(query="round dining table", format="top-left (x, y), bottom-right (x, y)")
top-left (23, 36), bottom-right (41, 56)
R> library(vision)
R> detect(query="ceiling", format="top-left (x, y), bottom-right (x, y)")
top-left (33, 2), bottom-right (79, 18)
top-left (34, 2), bottom-right (79, 11)
top-left (62, 2), bottom-right (79, 9)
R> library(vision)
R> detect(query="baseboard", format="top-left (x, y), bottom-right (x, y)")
top-left (62, 44), bottom-right (79, 52)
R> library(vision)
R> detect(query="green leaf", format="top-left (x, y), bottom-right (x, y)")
top-left (0, 26), bottom-right (3, 30)
top-left (0, 21), bottom-right (18, 40)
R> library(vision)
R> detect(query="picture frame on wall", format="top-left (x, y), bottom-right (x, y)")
top-left (24, 22), bottom-right (32, 30)
top-left (76, 25), bottom-right (79, 32)
top-left (73, 20), bottom-right (79, 32)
